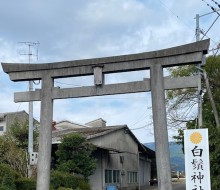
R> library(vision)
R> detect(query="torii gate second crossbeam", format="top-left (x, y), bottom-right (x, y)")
top-left (1, 39), bottom-right (209, 190)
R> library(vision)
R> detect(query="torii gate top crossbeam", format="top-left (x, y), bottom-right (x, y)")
top-left (2, 39), bottom-right (209, 81)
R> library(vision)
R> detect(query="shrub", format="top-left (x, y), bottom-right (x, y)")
top-left (1, 174), bottom-right (16, 190)
top-left (0, 163), bottom-right (20, 179)
top-left (50, 170), bottom-right (78, 189)
top-left (15, 178), bottom-right (36, 190)
top-left (0, 164), bottom-right (20, 189)
top-left (50, 170), bottom-right (90, 190)
top-left (78, 179), bottom-right (91, 190)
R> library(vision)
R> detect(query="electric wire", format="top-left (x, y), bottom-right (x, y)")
top-left (209, 0), bottom-right (220, 8)
top-left (129, 111), bottom-right (149, 127)
top-left (201, 0), bottom-right (220, 16)
top-left (156, 0), bottom-right (195, 32)
top-left (201, 15), bottom-right (220, 40)
top-left (130, 124), bottom-right (149, 131)
top-left (54, 81), bottom-right (82, 87)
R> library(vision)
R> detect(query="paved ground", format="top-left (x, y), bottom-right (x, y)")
top-left (147, 179), bottom-right (186, 190)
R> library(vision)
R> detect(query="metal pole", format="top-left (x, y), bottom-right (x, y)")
top-left (150, 64), bottom-right (172, 190)
top-left (28, 80), bottom-right (33, 153)
top-left (36, 74), bottom-right (53, 190)
top-left (28, 44), bottom-right (34, 178)
top-left (196, 14), bottom-right (203, 128)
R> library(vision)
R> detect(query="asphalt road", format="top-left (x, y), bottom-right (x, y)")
top-left (173, 183), bottom-right (186, 190)
top-left (148, 182), bottom-right (186, 190)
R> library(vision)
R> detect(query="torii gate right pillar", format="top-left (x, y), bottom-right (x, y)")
top-left (151, 64), bottom-right (172, 189)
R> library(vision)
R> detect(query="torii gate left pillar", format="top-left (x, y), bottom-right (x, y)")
top-left (1, 39), bottom-right (209, 190)
top-left (37, 74), bottom-right (54, 189)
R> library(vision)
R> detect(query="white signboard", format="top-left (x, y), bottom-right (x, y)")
top-left (184, 129), bottom-right (211, 190)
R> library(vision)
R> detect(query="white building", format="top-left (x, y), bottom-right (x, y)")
top-left (0, 110), bottom-right (32, 135)
top-left (52, 119), bottom-right (155, 190)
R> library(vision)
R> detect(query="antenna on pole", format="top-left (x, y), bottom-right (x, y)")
top-left (18, 41), bottom-right (40, 178)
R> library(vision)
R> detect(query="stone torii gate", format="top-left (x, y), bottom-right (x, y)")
top-left (2, 39), bottom-right (209, 190)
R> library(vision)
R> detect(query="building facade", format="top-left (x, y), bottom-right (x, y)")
top-left (0, 110), bottom-right (31, 135)
top-left (52, 119), bottom-right (155, 190)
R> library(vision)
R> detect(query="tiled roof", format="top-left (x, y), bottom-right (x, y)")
top-left (52, 125), bottom-right (155, 158)
top-left (52, 125), bottom-right (126, 139)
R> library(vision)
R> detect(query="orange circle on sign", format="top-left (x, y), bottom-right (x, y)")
top-left (190, 132), bottom-right (202, 144)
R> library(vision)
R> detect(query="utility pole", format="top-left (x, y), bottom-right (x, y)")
top-left (195, 7), bottom-right (220, 128)
top-left (196, 14), bottom-right (203, 128)
top-left (19, 41), bottom-right (39, 177)
top-left (204, 72), bottom-right (220, 127)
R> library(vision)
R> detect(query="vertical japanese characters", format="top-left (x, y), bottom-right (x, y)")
top-left (184, 129), bottom-right (211, 190)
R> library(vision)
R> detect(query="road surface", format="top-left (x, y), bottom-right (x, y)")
top-left (148, 180), bottom-right (186, 190)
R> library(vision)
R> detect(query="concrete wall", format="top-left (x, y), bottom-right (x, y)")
top-left (86, 118), bottom-right (106, 128)
top-left (0, 111), bottom-right (30, 135)
top-left (89, 150), bottom-right (103, 190)
top-left (0, 120), bottom-right (6, 135)
top-left (90, 128), bottom-right (137, 154)
top-left (88, 128), bottom-right (151, 190)
top-left (139, 156), bottom-right (151, 187)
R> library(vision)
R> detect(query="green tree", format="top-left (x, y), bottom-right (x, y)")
top-left (169, 55), bottom-right (220, 189)
top-left (0, 121), bottom-right (38, 177)
top-left (0, 135), bottom-right (27, 177)
top-left (56, 133), bottom-right (97, 180)
top-left (7, 120), bottom-right (38, 150)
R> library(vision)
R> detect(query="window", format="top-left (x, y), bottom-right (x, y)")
top-left (105, 170), bottom-right (120, 184)
top-left (128, 171), bottom-right (138, 183)
top-left (0, 126), bottom-right (4, 132)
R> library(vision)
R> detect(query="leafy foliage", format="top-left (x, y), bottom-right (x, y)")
top-left (0, 163), bottom-right (20, 190)
top-left (50, 170), bottom-right (91, 190)
top-left (56, 133), bottom-right (96, 180)
top-left (7, 120), bottom-right (38, 150)
top-left (0, 136), bottom-right (27, 177)
top-left (169, 55), bottom-right (220, 189)
top-left (15, 178), bottom-right (36, 190)
top-left (166, 65), bottom-right (198, 128)
top-left (0, 120), bottom-right (39, 177)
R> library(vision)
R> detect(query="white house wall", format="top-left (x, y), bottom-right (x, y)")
top-left (0, 120), bottom-right (6, 135)
top-left (139, 157), bottom-right (151, 187)
top-left (89, 129), bottom-right (137, 154)
top-left (89, 150), bottom-right (103, 190)
top-left (88, 129), bottom-right (149, 190)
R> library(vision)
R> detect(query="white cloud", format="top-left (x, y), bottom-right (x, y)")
top-left (1, 0), bottom-right (218, 143)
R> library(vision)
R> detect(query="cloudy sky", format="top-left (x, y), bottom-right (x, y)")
top-left (0, 0), bottom-right (219, 143)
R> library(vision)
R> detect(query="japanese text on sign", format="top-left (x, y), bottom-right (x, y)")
top-left (184, 129), bottom-right (211, 190)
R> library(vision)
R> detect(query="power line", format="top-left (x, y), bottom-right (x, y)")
top-left (210, 0), bottom-right (220, 8)
top-left (201, 15), bottom-right (220, 40)
top-left (156, 0), bottom-right (194, 32)
top-left (129, 111), bottom-right (149, 127)
top-left (130, 125), bottom-right (148, 130)
top-left (54, 81), bottom-right (82, 87)
top-left (201, 0), bottom-right (220, 16)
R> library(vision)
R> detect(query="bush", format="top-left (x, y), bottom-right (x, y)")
top-left (15, 178), bottom-right (36, 190)
top-left (78, 179), bottom-right (91, 190)
top-left (1, 174), bottom-right (16, 190)
top-left (50, 170), bottom-right (90, 190)
top-left (0, 163), bottom-right (20, 179)
top-left (51, 170), bottom-right (78, 189)
top-left (0, 164), bottom-right (20, 189)
top-left (0, 186), bottom-right (14, 190)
